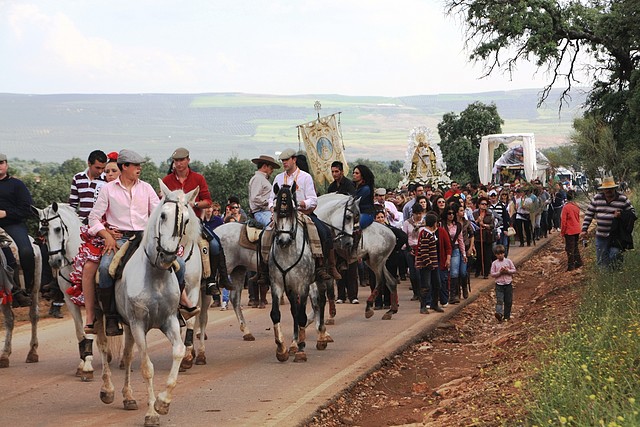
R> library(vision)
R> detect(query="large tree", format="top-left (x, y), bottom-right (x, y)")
top-left (446, 0), bottom-right (640, 178)
top-left (437, 101), bottom-right (504, 183)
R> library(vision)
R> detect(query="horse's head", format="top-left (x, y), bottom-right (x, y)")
top-left (316, 194), bottom-right (360, 251)
top-left (272, 182), bottom-right (298, 247)
top-left (149, 180), bottom-right (200, 269)
top-left (33, 202), bottom-right (76, 270)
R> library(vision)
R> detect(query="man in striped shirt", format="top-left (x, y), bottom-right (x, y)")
top-left (581, 176), bottom-right (636, 268)
top-left (69, 150), bottom-right (107, 223)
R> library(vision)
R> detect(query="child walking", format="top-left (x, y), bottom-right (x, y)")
top-left (490, 244), bottom-right (516, 322)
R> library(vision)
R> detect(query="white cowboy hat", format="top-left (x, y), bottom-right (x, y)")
top-left (598, 176), bottom-right (618, 190)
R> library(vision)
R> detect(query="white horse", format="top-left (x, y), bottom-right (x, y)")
top-left (0, 233), bottom-right (43, 368)
top-left (98, 181), bottom-right (199, 427)
top-left (316, 196), bottom-right (397, 320)
top-left (34, 202), bottom-right (100, 380)
top-left (269, 183), bottom-right (340, 362)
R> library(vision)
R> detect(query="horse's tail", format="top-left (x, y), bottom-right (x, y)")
top-left (107, 335), bottom-right (123, 362)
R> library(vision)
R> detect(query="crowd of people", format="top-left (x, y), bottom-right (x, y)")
top-left (0, 146), bottom-right (635, 328)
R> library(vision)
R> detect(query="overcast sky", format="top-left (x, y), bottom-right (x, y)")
top-left (1, 0), bottom-right (560, 96)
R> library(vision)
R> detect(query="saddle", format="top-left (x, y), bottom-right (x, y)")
top-left (108, 233), bottom-right (143, 281)
top-left (239, 224), bottom-right (261, 250)
top-left (258, 213), bottom-right (323, 262)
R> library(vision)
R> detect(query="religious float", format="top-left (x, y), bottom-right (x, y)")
top-left (399, 126), bottom-right (451, 189)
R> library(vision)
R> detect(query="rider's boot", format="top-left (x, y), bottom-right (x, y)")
top-left (11, 286), bottom-right (31, 307)
top-left (314, 257), bottom-right (332, 281)
top-left (327, 249), bottom-right (342, 280)
top-left (216, 249), bottom-right (232, 289)
top-left (49, 301), bottom-right (64, 318)
top-left (98, 287), bottom-right (123, 336)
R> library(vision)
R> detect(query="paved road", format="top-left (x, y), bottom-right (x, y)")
top-left (0, 239), bottom-right (551, 427)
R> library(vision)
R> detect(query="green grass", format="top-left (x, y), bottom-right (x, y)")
top-left (523, 197), bottom-right (640, 426)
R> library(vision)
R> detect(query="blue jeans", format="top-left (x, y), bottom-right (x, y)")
top-left (495, 283), bottom-right (513, 320)
top-left (3, 222), bottom-right (35, 290)
top-left (595, 235), bottom-right (621, 269)
top-left (209, 235), bottom-right (221, 256)
top-left (98, 236), bottom-right (185, 289)
top-left (450, 247), bottom-right (461, 278)
top-left (438, 269), bottom-right (449, 305)
top-left (418, 268), bottom-right (440, 309)
top-left (253, 210), bottom-right (272, 228)
top-left (405, 249), bottom-right (419, 297)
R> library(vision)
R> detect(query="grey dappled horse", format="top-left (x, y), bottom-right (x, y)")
top-left (98, 181), bottom-right (199, 427)
top-left (34, 202), bottom-right (105, 380)
top-left (316, 197), bottom-right (397, 320)
top-left (310, 193), bottom-right (360, 324)
top-left (269, 183), bottom-right (333, 362)
top-left (0, 233), bottom-right (43, 368)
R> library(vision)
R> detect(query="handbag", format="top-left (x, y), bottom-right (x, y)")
top-left (506, 226), bottom-right (516, 237)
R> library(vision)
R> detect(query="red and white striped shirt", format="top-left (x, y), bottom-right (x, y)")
top-left (69, 169), bottom-right (105, 219)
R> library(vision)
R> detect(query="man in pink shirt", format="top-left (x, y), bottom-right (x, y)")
top-left (89, 149), bottom-right (167, 335)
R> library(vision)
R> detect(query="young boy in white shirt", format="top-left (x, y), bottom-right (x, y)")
top-left (489, 244), bottom-right (516, 322)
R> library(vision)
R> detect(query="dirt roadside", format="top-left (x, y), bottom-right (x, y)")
top-left (306, 233), bottom-right (585, 426)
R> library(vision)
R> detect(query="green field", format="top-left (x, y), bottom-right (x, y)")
top-left (0, 90), bottom-right (583, 164)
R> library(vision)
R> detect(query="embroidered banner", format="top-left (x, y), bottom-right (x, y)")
top-left (298, 114), bottom-right (347, 186)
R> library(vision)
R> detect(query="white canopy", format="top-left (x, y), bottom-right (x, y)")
top-left (478, 133), bottom-right (536, 184)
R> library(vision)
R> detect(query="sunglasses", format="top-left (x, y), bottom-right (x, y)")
top-left (479, 202), bottom-right (488, 206)
top-left (447, 212), bottom-right (455, 215)
top-left (231, 205), bottom-right (239, 209)
top-left (437, 200), bottom-right (446, 204)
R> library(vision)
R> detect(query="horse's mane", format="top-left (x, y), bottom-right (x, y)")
top-left (318, 193), bottom-right (349, 203)
top-left (46, 202), bottom-right (81, 224)
top-left (143, 191), bottom-right (201, 247)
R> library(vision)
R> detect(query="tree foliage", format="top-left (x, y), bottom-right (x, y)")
top-left (437, 101), bottom-right (504, 183)
top-left (446, 0), bottom-right (640, 179)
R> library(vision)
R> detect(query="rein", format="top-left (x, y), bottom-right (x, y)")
top-left (39, 211), bottom-right (73, 266)
top-left (271, 185), bottom-right (307, 287)
top-left (144, 198), bottom-right (188, 269)
top-left (318, 195), bottom-right (359, 242)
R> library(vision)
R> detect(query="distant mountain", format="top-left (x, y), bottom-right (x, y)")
top-left (0, 89), bottom-right (584, 164)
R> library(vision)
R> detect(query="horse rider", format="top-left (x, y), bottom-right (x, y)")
top-left (162, 147), bottom-right (231, 296)
top-left (0, 153), bottom-right (36, 307)
top-left (41, 149), bottom-right (109, 319)
top-left (90, 149), bottom-right (193, 336)
top-left (247, 154), bottom-right (280, 307)
top-left (249, 154), bottom-right (280, 227)
top-left (252, 148), bottom-right (341, 287)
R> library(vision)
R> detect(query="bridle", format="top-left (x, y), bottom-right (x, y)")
top-left (319, 195), bottom-right (359, 244)
top-left (39, 210), bottom-right (73, 266)
top-left (273, 185), bottom-right (298, 243)
top-left (145, 198), bottom-right (189, 269)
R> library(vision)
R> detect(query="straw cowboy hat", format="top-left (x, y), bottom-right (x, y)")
top-left (598, 176), bottom-right (618, 190)
top-left (251, 155), bottom-right (281, 169)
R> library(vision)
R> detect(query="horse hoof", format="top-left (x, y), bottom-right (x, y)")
top-left (365, 308), bottom-right (374, 319)
top-left (325, 318), bottom-right (335, 325)
top-left (123, 399), bottom-right (138, 411)
top-left (144, 415), bottom-right (160, 427)
top-left (180, 357), bottom-right (193, 371)
top-left (100, 390), bottom-right (115, 405)
top-left (316, 341), bottom-right (327, 351)
top-left (81, 371), bottom-right (94, 382)
top-left (25, 350), bottom-right (38, 363)
top-left (195, 353), bottom-right (207, 365)
top-left (154, 399), bottom-right (170, 415)
top-left (381, 309), bottom-right (397, 320)
top-left (0, 356), bottom-right (9, 368)
top-left (276, 351), bottom-right (289, 362)
top-left (293, 351), bottom-right (307, 362)
top-left (289, 346), bottom-right (298, 355)
top-left (243, 333), bottom-right (255, 341)
top-left (75, 367), bottom-right (83, 377)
